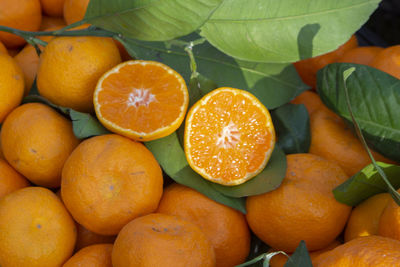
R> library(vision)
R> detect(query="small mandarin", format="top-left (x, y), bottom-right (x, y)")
top-left (0, 158), bottom-right (30, 199)
top-left (63, 244), bottom-right (113, 267)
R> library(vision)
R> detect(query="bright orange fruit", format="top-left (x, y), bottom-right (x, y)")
top-left (184, 87), bottom-right (275, 186)
top-left (94, 60), bottom-right (189, 142)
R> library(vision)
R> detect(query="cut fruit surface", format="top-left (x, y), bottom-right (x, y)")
top-left (184, 87), bottom-right (275, 186)
top-left (94, 60), bottom-right (189, 141)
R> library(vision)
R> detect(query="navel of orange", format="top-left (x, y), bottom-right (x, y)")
top-left (184, 87), bottom-right (275, 186)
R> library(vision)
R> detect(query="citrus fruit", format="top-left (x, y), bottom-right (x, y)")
top-left (0, 187), bottom-right (76, 267)
top-left (64, 0), bottom-right (90, 25)
top-left (344, 193), bottom-right (391, 242)
top-left (40, 0), bottom-right (66, 17)
top-left (0, 158), bottom-right (30, 199)
top-left (309, 107), bottom-right (394, 176)
top-left (370, 45), bottom-right (400, 79)
top-left (112, 213), bottom-right (216, 267)
top-left (40, 16), bottom-right (66, 30)
top-left (0, 41), bottom-right (7, 54)
top-left (61, 134), bottom-right (163, 235)
top-left (63, 244), bottom-right (113, 267)
top-left (94, 60), bottom-right (189, 141)
top-left (75, 224), bottom-right (116, 251)
top-left (313, 236), bottom-right (400, 266)
top-left (378, 189), bottom-right (400, 241)
top-left (157, 183), bottom-right (250, 267)
top-left (37, 35), bottom-right (121, 112)
top-left (293, 35), bottom-right (358, 89)
top-left (337, 46), bottom-right (384, 65)
top-left (0, 52), bottom-right (24, 123)
top-left (246, 153), bottom-right (351, 253)
top-left (184, 87), bottom-right (275, 186)
top-left (290, 90), bottom-right (326, 116)
top-left (1, 103), bottom-right (80, 188)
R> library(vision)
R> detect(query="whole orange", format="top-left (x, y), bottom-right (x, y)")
top-left (0, 187), bottom-right (76, 267)
top-left (1, 103), bottom-right (80, 188)
top-left (378, 189), bottom-right (400, 241)
top-left (0, 158), bottom-right (29, 199)
top-left (157, 183), bottom-right (250, 267)
top-left (313, 236), bottom-right (400, 266)
top-left (112, 213), bottom-right (216, 267)
top-left (246, 153), bottom-right (351, 253)
top-left (370, 45), bottom-right (400, 80)
top-left (37, 36), bottom-right (121, 112)
top-left (64, 0), bottom-right (90, 25)
top-left (0, 0), bottom-right (42, 48)
top-left (61, 134), bottom-right (163, 235)
top-left (63, 244), bottom-right (113, 267)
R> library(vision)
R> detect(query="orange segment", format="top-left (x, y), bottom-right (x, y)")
top-left (184, 87), bottom-right (275, 186)
top-left (94, 60), bottom-right (189, 141)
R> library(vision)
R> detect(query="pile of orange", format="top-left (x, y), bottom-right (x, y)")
top-left (0, 0), bottom-right (400, 266)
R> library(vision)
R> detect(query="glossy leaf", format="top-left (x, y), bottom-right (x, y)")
top-left (85, 0), bottom-right (222, 41)
top-left (200, 0), bottom-right (379, 63)
top-left (317, 63), bottom-right (400, 161)
top-left (333, 162), bottom-right (400, 206)
top-left (284, 241), bottom-right (313, 267)
top-left (119, 35), bottom-right (308, 109)
top-left (271, 103), bottom-right (311, 154)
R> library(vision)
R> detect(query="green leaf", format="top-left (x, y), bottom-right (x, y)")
top-left (317, 63), bottom-right (400, 162)
top-left (284, 241), bottom-right (313, 267)
top-left (271, 103), bottom-right (310, 154)
top-left (333, 162), bottom-right (400, 206)
top-left (200, 0), bottom-right (379, 63)
top-left (121, 35), bottom-right (308, 109)
top-left (85, 0), bottom-right (222, 41)
top-left (69, 110), bottom-right (110, 139)
top-left (145, 133), bottom-right (247, 213)
top-left (210, 146), bottom-right (286, 198)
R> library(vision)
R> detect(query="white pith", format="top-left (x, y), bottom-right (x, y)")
top-left (216, 121), bottom-right (241, 149)
top-left (127, 89), bottom-right (156, 108)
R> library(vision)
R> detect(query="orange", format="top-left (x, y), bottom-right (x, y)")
top-left (6, 47), bottom-right (20, 57)
top-left (114, 39), bottom-right (132, 61)
top-left (75, 224), bottom-right (116, 251)
top-left (0, 158), bottom-right (30, 199)
top-left (0, 41), bottom-right (7, 54)
top-left (270, 240), bottom-right (341, 267)
top-left (157, 183), bottom-right (250, 267)
top-left (294, 35), bottom-right (358, 89)
top-left (112, 213), bottom-right (216, 267)
top-left (378, 189), bottom-right (400, 241)
top-left (0, 187), bottom-right (76, 267)
top-left (61, 134), bottom-right (163, 235)
top-left (94, 60), bottom-right (189, 141)
top-left (313, 236), bottom-right (400, 266)
top-left (344, 193), bottom-right (391, 242)
top-left (184, 87), bottom-right (275, 186)
top-left (1, 103), bottom-right (80, 188)
top-left (371, 45), bottom-right (400, 80)
top-left (246, 153), bottom-right (351, 253)
top-left (63, 244), bottom-right (113, 267)
top-left (40, 16), bottom-right (67, 30)
top-left (64, 0), bottom-right (90, 25)
top-left (337, 46), bottom-right (384, 65)
top-left (41, 0), bottom-right (66, 17)
top-left (290, 90), bottom-right (326, 116)
top-left (0, 52), bottom-right (24, 123)
top-left (0, 0), bottom-right (42, 48)
top-left (309, 107), bottom-right (394, 176)
top-left (37, 36), bottom-right (121, 113)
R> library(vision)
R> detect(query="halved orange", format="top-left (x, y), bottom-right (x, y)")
top-left (94, 60), bottom-right (189, 141)
top-left (184, 87), bottom-right (276, 186)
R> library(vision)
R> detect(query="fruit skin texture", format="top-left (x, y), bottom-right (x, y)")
top-left (370, 45), bottom-right (400, 80)
top-left (61, 134), bottom-right (163, 236)
top-left (344, 193), bottom-right (390, 242)
top-left (313, 236), bottom-right (400, 266)
top-left (157, 183), bottom-right (250, 267)
top-left (0, 187), bottom-right (77, 267)
top-left (246, 153), bottom-right (351, 253)
top-left (290, 90), bottom-right (326, 116)
top-left (0, 41), bottom-right (7, 54)
top-left (0, 158), bottom-right (30, 199)
top-left (64, 0), bottom-right (90, 25)
top-left (112, 213), bottom-right (216, 267)
top-left (63, 244), bottom-right (113, 267)
top-left (40, 0), bottom-right (66, 17)
top-left (337, 46), bottom-right (384, 65)
top-left (1, 103), bottom-right (80, 188)
top-left (0, 52), bottom-right (24, 123)
top-left (37, 36), bottom-right (121, 113)
top-left (378, 189), bottom-right (400, 241)
top-left (0, 0), bottom-right (42, 48)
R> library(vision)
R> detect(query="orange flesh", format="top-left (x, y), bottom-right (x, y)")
top-left (186, 89), bottom-right (275, 185)
top-left (97, 62), bottom-right (186, 134)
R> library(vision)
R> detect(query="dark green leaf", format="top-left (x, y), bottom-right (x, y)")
top-left (188, 73), bottom-right (218, 107)
top-left (145, 133), bottom-right (246, 213)
top-left (284, 241), bottom-right (312, 267)
top-left (334, 162), bottom-right (400, 206)
top-left (85, 0), bottom-right (222, 41)
top-left (200, 0), bottom-right (379, 63)
top-left (69, 110), bottom-right (110, 139)
top-left (317, 63), bottom-right (400, 162)
top-left (121, 35), bottom-right (308, 109)
top-left (210, 146), bottom-right (286, 198)
top-left (271, 103), bottom-right (311, 154)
